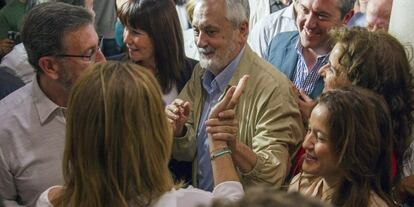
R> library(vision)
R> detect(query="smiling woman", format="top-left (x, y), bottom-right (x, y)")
top-left (117, 0), bottom-right (198, 184)
top-left (319, 27), bottom-right (414, 178)
top-left (289, 86), bottom-right (395, 207)
top-left (118, 0), bottom-right (197, 104)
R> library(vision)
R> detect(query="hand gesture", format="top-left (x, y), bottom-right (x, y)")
top-left (298, 89), bottom-right (316, 124)
top-left (165, 99), bottom-right (191, 137)
top-left (206, 75), bottom-right (249, 149)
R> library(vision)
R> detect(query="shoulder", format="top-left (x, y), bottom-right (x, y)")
top-left (288, 173), bottom-right (323, 193)
top-left (267, 31), bottom-right (299, 59)
top-left (176, 58), bottom-right (198, 92)
top-left (240, 48), bottom-right (292, 89)
top-left (35, 186), bottom-right (63, 207)
top-left (369, 192), bottom-right (390, 207)
top-left (162, 181), bottom-right (243, 207)
top-left (182, 58), bottom-right (198, 76)
top-left (270, 31), bottom-right (299, 47)
top-left (0, 83), bottom-right (33, 149)
top-left (154, 186), bottom-right (213, 207)
top-left (0, 82), bottom-right (32, 115)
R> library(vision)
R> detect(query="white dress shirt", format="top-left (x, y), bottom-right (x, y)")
top-left (249, 0), bottom-right (271, 30)
top-left (35, 181), bottom-right (244, 207)
top-left (0, 76), bottom-right (65, 206)
top-left (248, 3), bottom-right (297, 58)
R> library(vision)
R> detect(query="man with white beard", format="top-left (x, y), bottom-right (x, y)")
top-left (166, 0), bottom-right (304, 191)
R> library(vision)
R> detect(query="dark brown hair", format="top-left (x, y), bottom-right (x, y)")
top-left (330, 27), bottom-right (414, 177)
top-left (118, 0), bottom-right (185, 93)
top-left (22, 2), bottom-right (94, 75)
top-left (318, 86), bottom-right (394, 207)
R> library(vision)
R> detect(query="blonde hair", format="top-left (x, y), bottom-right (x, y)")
top-left (54, 61), bottom-right (174, 207)
top-left (185, 0), bottom-right (197, 23)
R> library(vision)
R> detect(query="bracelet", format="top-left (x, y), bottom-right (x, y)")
top-left (210, 146), bottom-right (229, 155)
top-left (210, 147), bottom-right (232, 161)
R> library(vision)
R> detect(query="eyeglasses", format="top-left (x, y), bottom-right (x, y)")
top-left (56, 46), bottom-right (101, 63)
top-left (55, 36), bottom-right (104, 63)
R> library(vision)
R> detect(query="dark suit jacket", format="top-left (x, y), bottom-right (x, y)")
top-left (266, 31), bottom-right (324, 99)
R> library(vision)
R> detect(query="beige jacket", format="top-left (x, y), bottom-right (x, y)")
top-left (289, 173), bottom-right (390, 207)
top-left (172, 46), bottom-right (304, 187)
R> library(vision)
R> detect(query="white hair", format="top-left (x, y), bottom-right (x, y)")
top-left (224, 0), bottom-right (249, 27)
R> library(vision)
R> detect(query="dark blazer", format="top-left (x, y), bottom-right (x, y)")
top-left (266, 31), bottom-right (324, 99)
top-left (177, 57), bottom-right (198, 92)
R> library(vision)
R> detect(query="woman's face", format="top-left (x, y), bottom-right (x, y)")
top-left (124, 27), bottom-right (155, 67)
top-left (302, 104), bottom-right (339, 179)
top-left (318, 43), bottom-right (350, 91)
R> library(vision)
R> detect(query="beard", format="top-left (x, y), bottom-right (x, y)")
top-left (197, 39), bottom-right (237, 73)
top-left (57, 67), bottom-right (74, 91)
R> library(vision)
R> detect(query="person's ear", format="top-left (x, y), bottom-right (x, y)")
top-left (38, 56), bottom-right (60, 80)
top-left (342, 10), bottom-right (355, 25)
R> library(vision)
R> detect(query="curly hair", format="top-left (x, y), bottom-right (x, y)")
top-left (329, 27), bottom-right (414, 178)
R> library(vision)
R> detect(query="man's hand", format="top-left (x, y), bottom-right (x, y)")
top-left (206, 75), bottom-right (249, 149)
top-left (298, 89), bottom-right (316, 124)
top-left (209, 75), bottom-right (249, 118)
top-left (206, 109), bottom-right (239, 150)
top-left (0, 39), bottom-right (14, 56)
top-left (165, 99), bottom-right (191, 137)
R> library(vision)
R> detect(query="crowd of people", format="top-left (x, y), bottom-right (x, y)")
top-left (0, 0), bottom-right (413, 206)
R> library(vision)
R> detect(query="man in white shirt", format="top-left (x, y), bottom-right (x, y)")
top-left (248, 2), bottom-right (297, 58)
top-left (0, 2), bottom-right (105, 206)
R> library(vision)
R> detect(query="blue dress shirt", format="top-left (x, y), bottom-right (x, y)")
top-left (196, 47), bottom-right (245, 191)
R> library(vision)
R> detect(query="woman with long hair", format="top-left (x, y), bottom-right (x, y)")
top-left (117, 0), bottom-right (199, 183)
top-left (35, 61), bottom-right (244, 207)
top-left (118, 0), bottom-right (196, 104)
top-left (290, 86), bottom-right (395, 207)
top-left (298, 27), bottom-right (414, 179)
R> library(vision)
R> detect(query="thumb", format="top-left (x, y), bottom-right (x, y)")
top-left (209, 86), bottom-right (235, 119)
top-left (227, 75), bottom-right (249, 110)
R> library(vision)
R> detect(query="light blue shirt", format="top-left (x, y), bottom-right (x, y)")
top-left (196, 47), bottom-right (245, 191)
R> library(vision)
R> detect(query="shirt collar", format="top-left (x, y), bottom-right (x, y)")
top-left (295, 40), bottom-right (330, 60)
top-left (32, 76), bottom-right (65, 125)
top-left (202, 46), bottom-right (246, 94)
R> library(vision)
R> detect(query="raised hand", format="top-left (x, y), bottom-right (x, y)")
top-left (206, 75), bottom-right (249, 150)
top-left (209, 75), bottom-right (249, 119)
